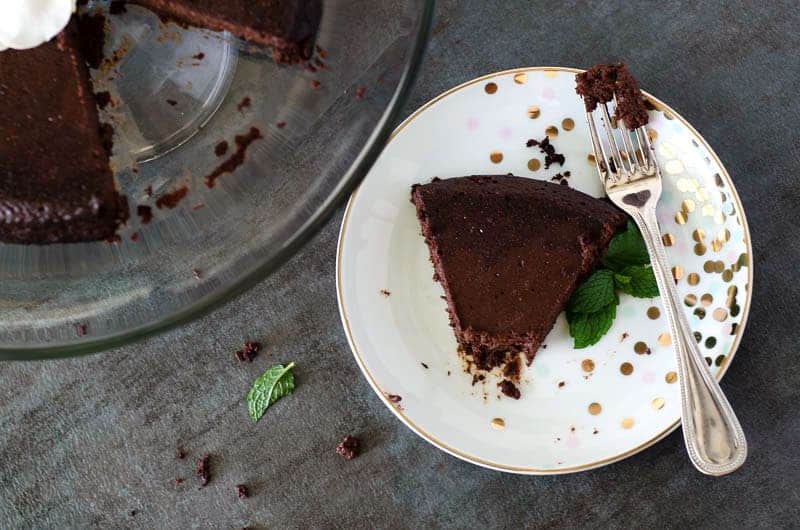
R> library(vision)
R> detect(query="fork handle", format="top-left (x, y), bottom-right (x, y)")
top-left (629, 205), bottom-right (747, 476)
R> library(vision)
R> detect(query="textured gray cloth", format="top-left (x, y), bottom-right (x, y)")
top-left (1, 1), bottom-right (799, 528)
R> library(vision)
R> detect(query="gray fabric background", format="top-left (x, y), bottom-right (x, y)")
top-left (2, 1), bottom-right (799, 528)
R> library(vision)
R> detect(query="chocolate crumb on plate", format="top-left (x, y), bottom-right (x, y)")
top-left (421, 362), bottom-right (429, 369)
top-left (335, 435), bottom-right (360, 460)
top-left (385, 393), bottom-right (402, 403)
top-left (195, 454), bottom-right (211, 486)
top-left (235, 484), bottom-right (249, 499)
top-left (558, 381), bottom-right (565, 388)
top-left (235, 341), bottom-right (261, 362)
top-left (193, 52), bottom-right (205, 60)
top-left (527, 136), bottom-right (565, 168)
top-left (379, 289), bottom-right (391, 297)
top-left (498, 380), bottom-right (521, 400)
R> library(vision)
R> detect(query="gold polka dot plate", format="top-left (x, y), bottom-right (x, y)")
top-left (336, 67), bottom-right (752, 474)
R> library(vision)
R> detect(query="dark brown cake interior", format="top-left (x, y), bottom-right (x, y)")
top-left (0, 20), bottom-right (127, 244)
top-left (575, 62), bottom-right (649, 129)
top-left (411, 176), bottom-right (627, 368)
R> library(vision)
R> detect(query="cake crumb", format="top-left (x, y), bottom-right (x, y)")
top-left (527, 137), bottom-right (565, 168)
top-left (421, 362), bottom-right (429, 369)
top-left (237, 96), bottom-right (252, 112)
top-left (235, 484), bottom-right (249, 499)
top-left (195, 454), bottom-right (210, 486)
top-left (76, 323), bottom-right (88, 337)
top-left (355, 86), bottom-right (366, 100)
top-left (498, 380), bottom-right (521, 400)
top-left (310, 80), bottom-right (321, 89)
top-left (379, 289), bottom-right (391, 297)
top-left (235, 341), bottom-right (261, 363)
top-left (557, 381), bottom-right (565, 388)
top-left (166, 99), bottom-right (177, 106)
top-left (620, 332), bottom-right (630, 342)
top-left (192, 268), bottom-right (202, 280)
top-left (276, 121), bottom-right (286, 129)
top-left (176, 446), bottom-right (186, 459)
top-left (385, 393), bottom-right (402, 403)
top-left (335, 435), bottom-right (360, 460)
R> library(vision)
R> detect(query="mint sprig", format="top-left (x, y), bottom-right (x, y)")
top-left (567, 222), bottom-right (658, 348)
top-left (247, 362), bottom-right (296, 422)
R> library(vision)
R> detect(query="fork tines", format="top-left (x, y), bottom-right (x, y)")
top-left (586, 98), bottom-right (654, 182)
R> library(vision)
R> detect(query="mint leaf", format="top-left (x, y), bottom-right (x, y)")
top-left (617, 265), bottom-right (659, 298)
top-left (567, 303), bottom-right (617, 348)
top-left (247, 362), bottom-right (296, 423)
top-left (613, 272), bottom-right (631, 288)
top-left (603, 221), bottom-right (650, 271)
top-left (567, 269), bottom-right (617, 314)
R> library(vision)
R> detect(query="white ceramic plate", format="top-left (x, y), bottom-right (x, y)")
top-left (336, 67), bottom-right (752, 474)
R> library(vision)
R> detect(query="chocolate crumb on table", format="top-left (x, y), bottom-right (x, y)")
top-left (166, 99), bottom-right (178, 106)
top-left (335, 435), bottom-right (361, 460)
top-left (276, 121), bottom-right (287, 129)
top-left (129, 510), bottom-right (137, 517)
top-left (235, 341), bottom-right (261, 362)
top-left (355, 86), bottom-right (366, 100)
top-left (237, 96), bottom-right (252, 112)
top-left (214, 140), bottom-right (229, 157)
top-left (195, 454), bottom-right (211, 486)
top-left (76, 323), bottom-right (88, 337)
top-left (192, 268), bottom-right (202, 280)
top-left (235, 484), bottom-right (249, 499)
top-left (137, 205), bottom-right (153, 224)
top-left (310, 80), bottom-right (321, 89)
top-left (176, 446), bottom-right (186, 459)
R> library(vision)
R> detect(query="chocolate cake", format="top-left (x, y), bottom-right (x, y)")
top-left (0, 2), bottom-right (321, 244)
top-left (575, 63), bottom-right (649, 129)
top-left (0, 20), bottom-right (128, 244)
top-left (411, 176), bottom-right (626, 367)
top-left (131, 0), bottom-right (322, 63)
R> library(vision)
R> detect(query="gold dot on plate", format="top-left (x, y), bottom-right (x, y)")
top-left (714, 211), bottom-right (726, 225)
top-left (675, 212), bottom-right (687, 225)
top-left (701, 204), bottom-right (715, 217)
top-left (485, 82), bottom-right (498, 94)
top-left (665, 371), bottom-right (678, 384)
top-left (581, 358), bottom-right (595, 372)
top-left (658, 333), bottom-right (672, 346)
top-left (647, 129), bottom-right (657, 141)
top-left (662, 233), bottom-right (675, 247)
top-left (527, 105), bottom-right (541, 119)
top-left (722, 269), bottom-right (733, 282)
top-left (682, 199), bottom-right (696, 213)
top-left (588, 402), bottom-right (602, 415)
top-left (527, 158), bottom-right (541, 171)
top-left (490, 417), bottom-right (505, 430)
top-left (634, 341), bottom-right (649, 355)
top-left (513, 73), bottom-right (528, 84)
top-left (720, 228), bottom-right (731, 242)
top-left (694, 243), bottom-right (707, 256)
top-left (621, 417), bottom-right (635, 429)
top-left (651, 397), bottom-right (666, 410)
top-left (672, 265), bottom-right (683, 281)
top-left (687, 273), bottom-right (700, 286)
top-left (647, 307), bottom-right (660, 319)
top-left (587, 153), bottom-right (596, 165)
top-left (684, 294), bottom-right (697, 307)
top-left (710, 239), bottom-right (723, 252)
top-left (713, 308), bottom-right (728, 321)
top-left (703, 261), bottom-right (715, 273)
top-left (543, 69), bottom-right (558, 78)
top-left (694, 307), bottom-right (706, 319)
top-left (490, 151), bottom-right (503, 163)
top-left (714, 261), bottom-right (725, 273)
top-left (562, 118), bottom-right (575, 131)
top-left (546, 125), bottom-right (559, 138)
top-left (692, 228), bottom-right (705, 242)
top-left (701, 293), bottom-right (713, 306)
top-left (620, 362), bottom-right (634, 375)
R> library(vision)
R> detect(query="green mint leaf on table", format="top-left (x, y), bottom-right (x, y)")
top-left (602, 221), bottom-right (650, 271)
top-left (566, 269), bottom-right (617, 314)
top-left (567, 304), bottom-right (617, 349)
top-left (247, 362), bottom-right (296, 423)
top-left (617, 265), bottom-right (660, 298)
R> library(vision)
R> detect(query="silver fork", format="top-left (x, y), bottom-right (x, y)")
top-left (585, 97), bottom-right (747, 476)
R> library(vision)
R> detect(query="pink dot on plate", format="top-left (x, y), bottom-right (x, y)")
top-left (642, 371), bottom-right (656, 384)
top-left (499, 127), bottom-right (513, 141)
top-left (542, 87), bottom-right (555, 100)
top-left (466, 117), bottom-right (479, 131)
top-left (565, 436), bottom-right (579, 449)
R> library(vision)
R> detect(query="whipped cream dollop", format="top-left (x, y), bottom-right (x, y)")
top-left (0, 0), bottom-right (77, 52)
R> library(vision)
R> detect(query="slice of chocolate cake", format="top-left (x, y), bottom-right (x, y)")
top-left (0, 19), bottom-right (128, 244)
top-left (411, 176), bottom-right (626, 368)
top-left (131, 0), bottom-right (322, 63)
top-left (575, 63), bottom-right (649, 129)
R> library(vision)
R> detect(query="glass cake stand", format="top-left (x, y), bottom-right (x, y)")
top-left (0, 0), bottom-right (434, 359)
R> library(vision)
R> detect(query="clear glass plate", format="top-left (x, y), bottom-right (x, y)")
top-left (0, 0), bottom-right (434, 359)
